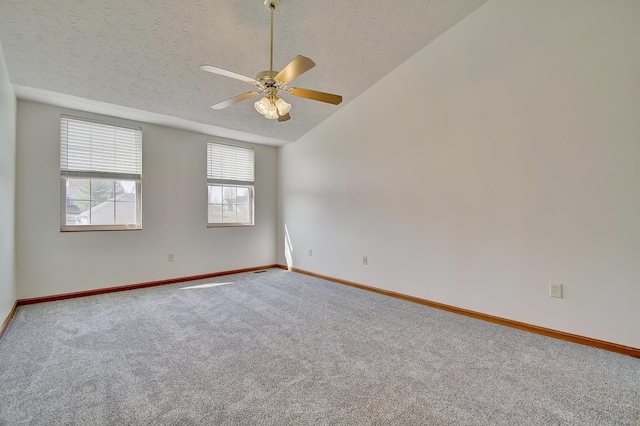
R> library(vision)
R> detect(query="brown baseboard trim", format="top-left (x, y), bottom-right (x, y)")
top-left (278, 265), bottom-right (640, 359)
top-left (0, 301), bottom-right (18, 340)
top-left (17, 265), bottom-right (278, 306)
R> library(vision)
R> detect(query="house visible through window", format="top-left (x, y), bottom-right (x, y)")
top-left (60, 116), bottom-right (142, 231)
top-left (207, 141), bottom-right (254, 227)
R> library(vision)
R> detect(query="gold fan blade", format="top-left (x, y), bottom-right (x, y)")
top-left (277, 112), bottom-right (291, 122)
top-left (211, 92), bottom-right (260, 109)
top-left (199, 65), bottom-right (257, 84)
top-left (288, 87), bottom-right (342, 105)
top-left (275, 56), bottom-right (316, 83)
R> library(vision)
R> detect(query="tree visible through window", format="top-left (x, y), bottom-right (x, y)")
top-left (60, 116), bottom-right (142, 231)
top-left (207, 142), bottom-right (254, 226)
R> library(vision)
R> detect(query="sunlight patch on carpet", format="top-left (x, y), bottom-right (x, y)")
top-left (179, 282), bottom-right (234, 290)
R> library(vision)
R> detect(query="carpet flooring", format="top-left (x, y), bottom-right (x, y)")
top-left (1, 268), bottom-right (638, 425)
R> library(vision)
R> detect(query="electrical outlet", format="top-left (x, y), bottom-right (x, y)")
top-left (308, 248), bottom-right (312, 256)
top-left (168, 253), bottom-right (174, 262)
top-left (549, 282), bottom-right (562, 298)
top-left (363, 256), bottom-right (368, 265)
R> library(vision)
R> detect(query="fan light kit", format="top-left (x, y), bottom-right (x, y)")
top-left (199, 0), bottom-right (342, 122)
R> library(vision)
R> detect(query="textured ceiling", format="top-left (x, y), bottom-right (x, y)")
top-left (0, 0), bottom-right (486, 145)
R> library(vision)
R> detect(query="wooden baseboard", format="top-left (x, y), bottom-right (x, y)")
top-left (0, 301), bottom-right (17, 340)
top-left (277, 265), bottom-right (640, 359)
top-left (16, 265), bottom-right (278, 306)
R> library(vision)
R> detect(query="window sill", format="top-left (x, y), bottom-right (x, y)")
top-left (61, 225), bottom-right (142, 232)
top-left (207, 223), bottom-right (254, 228)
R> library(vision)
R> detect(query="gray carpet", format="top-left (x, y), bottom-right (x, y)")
top-left (1, 268), bottom-right (638, 425)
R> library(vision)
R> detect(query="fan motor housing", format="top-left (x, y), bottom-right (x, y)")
top-left (255, 70), bottom-right (280, 89)
top-left (256, 70), bottom-right (278, 80)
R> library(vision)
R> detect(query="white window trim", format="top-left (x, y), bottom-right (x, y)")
top-left (207, 140), bottom-right (255, 228)
top-left (60, 115), bottom-right (143, 232)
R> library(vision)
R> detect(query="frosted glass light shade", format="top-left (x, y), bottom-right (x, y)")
top-left (265, 105), bottom-right (278, 119)
top-left (254, 97), bottom-right (270, 115)
top-left (275, 97), bottom-right (291, 115)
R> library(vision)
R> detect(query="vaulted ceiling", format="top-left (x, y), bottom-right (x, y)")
top-left (0, 0), bottom-right (486, 145)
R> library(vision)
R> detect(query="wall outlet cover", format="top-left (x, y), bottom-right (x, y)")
top-left (549, 282), bottom-right (563, 298)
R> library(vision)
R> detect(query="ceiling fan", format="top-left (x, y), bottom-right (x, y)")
top-left (199, 0), bottom-right (342, 122)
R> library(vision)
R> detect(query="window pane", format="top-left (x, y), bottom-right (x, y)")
top-left (115, 197), bottom-right (137, 225)
top-left (224, 209), bottom-right (236, 223)
top-left (236, 187), bottom-right (249, 201)
top-left (91, 179), bottom-right (115, 203)
top-left (120, 180), bottom-right (137, 196)
top-left (208, 185), bottom-right (222, 204)
top-left (236, 206), bottom-right (248, 223)
top-left (223, 187), bottom-right (237, 223)
top-left (223, 186), bottom-right (237, 205)
top-left (207, 184), bottom-right (252, 225)
top-left (90, 200), bottom-right (116, 225)
top-left (65, 178), bottom-right (90, 225)
top-left (208, 204), bottom-right (223, 223)
top-left (63, 177), bottom-right (140, 227)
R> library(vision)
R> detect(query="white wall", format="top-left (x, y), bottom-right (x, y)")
top-left (16, 101), bottom-right (277, 299)
top-left (278, 0), bottom-right (640, 348)
top-left (0, 40), bottom-right (17, 322)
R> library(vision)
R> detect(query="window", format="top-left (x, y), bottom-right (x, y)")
top-left (60, 116), bottom-right (142, 231)
top-left (207, 141), bottom-right (254, 227)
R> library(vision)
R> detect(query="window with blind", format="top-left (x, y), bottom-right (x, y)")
top-left (60, 115), bottom-right (142, 231)
top-left (207, 141), bottom-right (255, 226)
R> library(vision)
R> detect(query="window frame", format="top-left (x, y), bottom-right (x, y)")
top-left (60, 115), bottom-right (143, 232)
top-left (207, 141), bottom-right (255, 228)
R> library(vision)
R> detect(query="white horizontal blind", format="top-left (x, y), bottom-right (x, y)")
top-left (207, 142), bottom-right (254, 185)
top-left (61, 116), bottom-right (142, 179)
